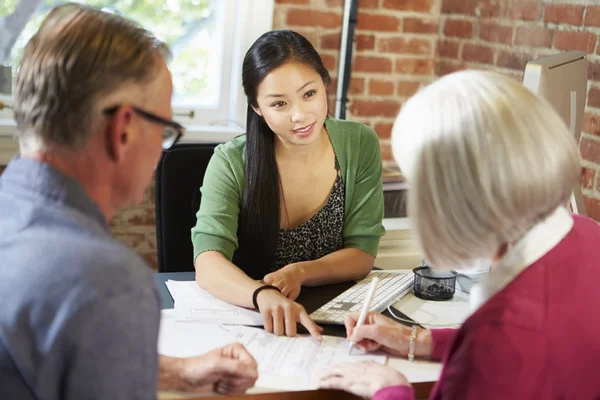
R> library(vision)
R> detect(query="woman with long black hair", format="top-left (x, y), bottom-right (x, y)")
top-left (192, 30), bottom-right (385, 338)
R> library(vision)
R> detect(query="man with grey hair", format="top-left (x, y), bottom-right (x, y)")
top-left (0, 4), bottom-right (258, 399)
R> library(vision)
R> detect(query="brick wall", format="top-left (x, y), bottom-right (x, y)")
top-left (434, 0), bottom-right (600, 220)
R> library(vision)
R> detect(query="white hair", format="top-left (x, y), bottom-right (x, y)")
top-left (392, 70), bottom-right (580, 269)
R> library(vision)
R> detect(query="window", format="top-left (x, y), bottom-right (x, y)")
top-left (0, 0), bottom-right (273, 142)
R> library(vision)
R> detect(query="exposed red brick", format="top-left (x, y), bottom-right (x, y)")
top-left (585, 6), bottom-right (600, 27)
top-left (581, 137), bottom-right (600, 163)
top-left (514, 26), bottom-right (553, 48)
top-left (480, 22), bottom-right (513, 44)
top-left (443, 19), bottom-right (474, 38)
top-left (349, 77), bottom-right (365, 95)
top-left (436, 60), bottom-right (466, 76)
top-left (353, 55), bottom-right (393, 73)
top-left (588, 62), bottom-right (600, 82)
top-left (496, 50), bottom-right (532, 71)
top-left (321, 33), bottom-right (341, 50)
top-left (369, 79), bottom-right (395, 96)
top-left (378, 37), bottom-right (432, 55)
top-left (356, 12), bottom-right (401, 32)
top-left (374, 123), bottom-right (394, 139)
top-left (286, 9), bottom-right (342, 28)
top-left (395, 59), bottom-right (435, 75)
top-left (581, 167), bottom-right (597, 190)
top-left (350, 99), bottom-right (401, 117)
top-left (397, 80), bottom-right (422, 97)
top-left (356, 34), bottom-right (376, 51)
top-left (478, 0), bottom-right (502, 18)
top-left (380, 143), bottom-right (393, 161)
top-left (462, 43), bottom-right (494, 64)
top-left (441, 0), bottom-right (478, 15)
top-left (544, 5), bottom-right (584, 26)
top-left (583, 196), bottom-right (600, 222)
top-left (588, 86), bottom-right (600, 109)
top-left (437, 39), bottom-right (460, 58)
top-left (555, 31), bottom-right (597, 53)
top-left (506, 1), bottom-right (542, 21)
top-left (382, 0), bottom-right (433, 12)
top-left (360, 0), bottom-right (380, 7)
top-left (403, 18), bottom-right (438, 34)
top-left (583, 112), bottom-right (600, 136)
top-left (320, 53), bottom-right (337, 70)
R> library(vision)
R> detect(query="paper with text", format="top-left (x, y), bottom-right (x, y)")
top-left (232, 326), bottom-right (386, 383)
top-left (165, 280), bottom-right (263, 326)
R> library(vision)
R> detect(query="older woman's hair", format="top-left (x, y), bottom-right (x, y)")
top-left (392, 70), bottom-right (580, 269)
top-left (13, 3), bottom-right (171, 152)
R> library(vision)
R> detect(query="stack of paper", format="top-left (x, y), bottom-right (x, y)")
top-left (165, 280), bottom-right (262, 326)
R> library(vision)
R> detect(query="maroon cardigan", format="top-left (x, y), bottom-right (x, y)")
top-left (374, 215), bottom-right (600, 400)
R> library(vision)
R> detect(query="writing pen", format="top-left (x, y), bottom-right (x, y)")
top-left (348, 277), bottom-right (380, 355)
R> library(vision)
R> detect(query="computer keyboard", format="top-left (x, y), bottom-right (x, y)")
top-left (310, 271), bottom-right (414, 325)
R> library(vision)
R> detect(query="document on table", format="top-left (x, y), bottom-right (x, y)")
top-left (231, 325), bottom-right (386, 390)
top-left (165, 280), bottom-right (263, 326)
top-left (158, 309), bottom-right (238, 357)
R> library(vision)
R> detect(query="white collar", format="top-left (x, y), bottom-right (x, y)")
top-left (470, 206), bottom-right (574, 312)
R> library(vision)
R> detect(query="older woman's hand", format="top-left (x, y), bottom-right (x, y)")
top-left (317, 361), bottom-right (410, 398)
top-left (345, 312), bottom-right (432, 358)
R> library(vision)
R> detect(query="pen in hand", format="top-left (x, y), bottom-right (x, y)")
top-left (348, 277), bottom-right (380, 355)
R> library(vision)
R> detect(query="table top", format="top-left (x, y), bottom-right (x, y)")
top-left (155, 271), bottom-right (437, 399)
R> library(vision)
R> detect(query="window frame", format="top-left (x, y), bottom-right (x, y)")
top-left (0, 0), bottom-right (274, 162)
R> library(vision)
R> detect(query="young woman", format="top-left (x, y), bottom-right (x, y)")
top-left (192, 30), bottom-right (385, 338)
top-left (317, 71), bottom-right (600, 399)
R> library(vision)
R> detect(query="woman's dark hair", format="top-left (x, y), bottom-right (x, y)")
top-left (233, 29), bottom-right (331, 279)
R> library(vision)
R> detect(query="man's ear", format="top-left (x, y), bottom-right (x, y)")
top-left (105, 106), bottom-right (134, 163)
top-left (251, 105), bottom-right (262, 117)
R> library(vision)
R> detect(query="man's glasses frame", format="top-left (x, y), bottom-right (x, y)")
top-left (103, 105), bottom-right (185, 150)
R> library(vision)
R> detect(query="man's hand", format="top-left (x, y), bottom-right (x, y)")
top-left (256, 288), bottom-right (323, 339)
top-left (263, 263), bottom-right (305, 300)
top-left (176, 343), bottom-right (258, 395)
top-left (317, 361), bottom-right (410, 398)
top-left (345, 311), bottom-right (432, 358)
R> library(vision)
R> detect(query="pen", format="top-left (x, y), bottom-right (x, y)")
top-left (348, 277), bottom-right (380, 355)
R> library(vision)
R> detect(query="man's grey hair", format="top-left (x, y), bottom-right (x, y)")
top-left (392, 70), bottom-right (580, 269)
top-left (13, 3), bottom-right (171, 152)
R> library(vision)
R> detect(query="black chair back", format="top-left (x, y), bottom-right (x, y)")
top-left (155, 143), bottom-right (219, 272)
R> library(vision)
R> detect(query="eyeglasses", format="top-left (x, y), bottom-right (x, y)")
top-left (103, 105), bottom-right (185, 150)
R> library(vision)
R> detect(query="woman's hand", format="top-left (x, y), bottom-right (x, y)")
top-left (255, 288), bottom-right (322, 339)
top-left (317, 361), bottom-right (410, 398)
top-left (345, 311), bottom-right (432, 358)
top-left (176, 343), bottom-right (258, 395)
top-left (263, 263), bottom-right (305, 300)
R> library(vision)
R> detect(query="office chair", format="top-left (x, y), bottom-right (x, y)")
top-left (155, 143), bottom-right (219, 272)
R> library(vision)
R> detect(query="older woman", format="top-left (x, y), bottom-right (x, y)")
top-left (317, 70), bottom-right (600, 399)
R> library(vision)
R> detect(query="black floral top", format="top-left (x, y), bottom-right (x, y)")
top-left (270, 156), bottom-right (345, 271)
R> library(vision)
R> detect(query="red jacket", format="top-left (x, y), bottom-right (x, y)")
top-left (375, 214), bottom-right (600, 400)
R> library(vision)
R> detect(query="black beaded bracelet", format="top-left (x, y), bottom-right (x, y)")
top-left (252, 285), bottom-right (281, 310)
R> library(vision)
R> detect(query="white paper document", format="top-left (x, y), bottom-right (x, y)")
top-left (230, 326), bottom-right (386, 390)
top-left (165, 280), bottom-right (263, 326)
top-left (158, 309), bottom-right (238, 357)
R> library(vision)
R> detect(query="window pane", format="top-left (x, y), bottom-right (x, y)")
top-left (2, 0), bottom-right (221, 107)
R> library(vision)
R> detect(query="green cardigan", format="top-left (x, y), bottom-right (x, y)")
top-left (191, 118), bottom-right (386, 265)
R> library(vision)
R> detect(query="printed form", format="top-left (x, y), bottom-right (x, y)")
top-left (165, 280), bottom-right (263, 325)
top-left (232, 326), bottom-right (386, 379)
